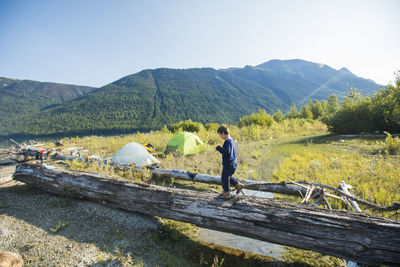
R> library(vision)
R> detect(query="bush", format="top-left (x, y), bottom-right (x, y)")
top-left (273, 110), bottom-right (285, 122)
top-left (204, 123), bottom-right (220, 132)
top-left (384, 132), bottom-right (400, 155)
top-left (238, 109), bottom-right (274, 128)
top-left (168, 120), bottom-right (204, 133)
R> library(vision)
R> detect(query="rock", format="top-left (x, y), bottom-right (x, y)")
top-left (0, 252), bottom-right (23, 267)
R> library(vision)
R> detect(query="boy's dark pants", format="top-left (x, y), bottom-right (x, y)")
top-left (221, 164), bottom-right (238, 192)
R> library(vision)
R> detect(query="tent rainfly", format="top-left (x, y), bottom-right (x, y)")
top-left (165, 132), bottom-right (203, 155)
top-left (112, 142), bottom-right (159, 167)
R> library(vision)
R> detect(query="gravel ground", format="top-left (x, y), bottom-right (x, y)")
top-left (0, 165), bottom-right (168, 266)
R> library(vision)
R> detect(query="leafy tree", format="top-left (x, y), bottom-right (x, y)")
top-left (286, 103), bottom-right (299, 119)
top-left (324, 72), bottom-right (400, 134)
top-left (299, 105), bottom-right (313, 119)
top-left (273, 109), bottom-right (285, 122)
top-left (310, 100), bottom-right (325, 119)
top-left (325, 93), bottom-right (374, 133)
top-left (370, 72), bottom-right (400, 133)
top-left (327, 94), bottom-right (340, 115)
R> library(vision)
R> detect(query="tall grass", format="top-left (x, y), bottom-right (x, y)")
top-left (272, 141), bottom-right (400, 216)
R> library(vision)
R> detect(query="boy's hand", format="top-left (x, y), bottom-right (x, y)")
top-left (216, 145), bottom-right (222, 152)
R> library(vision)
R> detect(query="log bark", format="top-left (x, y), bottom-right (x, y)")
top-left (13, 163), bottom-right (400, 266)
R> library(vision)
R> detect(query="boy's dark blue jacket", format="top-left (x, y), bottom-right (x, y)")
top-left (216, 138), bottom-right (237, 169)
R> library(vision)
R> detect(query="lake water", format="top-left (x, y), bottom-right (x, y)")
top-left (198, 189), bottom-right (284, 259)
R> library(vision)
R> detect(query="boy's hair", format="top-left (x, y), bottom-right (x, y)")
top-left (217, 125), bottom-right (230, 135)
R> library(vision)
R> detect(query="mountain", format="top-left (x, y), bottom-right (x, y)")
top-left (229, 59), bottom-right (381, 105)
top-left (0, 59), bottom-right (383, 137)
top-left (0, 68), bottom-right (286, 136)
top-left (0, 77), bottom-right (96, 137)
top-left (0, 77), bottom-right (95, 116)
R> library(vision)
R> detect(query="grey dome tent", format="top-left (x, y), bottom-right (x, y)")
top-left (112, 142), bottom-right (159, 167)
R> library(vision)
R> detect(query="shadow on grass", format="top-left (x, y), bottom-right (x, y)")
top-left (277, 133), bottom-right (336, 146)
top-left (0, 183), bottom-right (312, 267)
top-left (285, 133), bottom-right (387, 146)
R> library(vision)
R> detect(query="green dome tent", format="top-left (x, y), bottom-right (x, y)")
top-left (165, 132), bottom-right (204, 155)
top-left (113, 142), bottom-right (159, 167)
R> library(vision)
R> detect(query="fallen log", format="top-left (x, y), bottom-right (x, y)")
top-left (13, 163), bottom-right (400, 266)
top-left (152, 168), bottom-right (309, 196)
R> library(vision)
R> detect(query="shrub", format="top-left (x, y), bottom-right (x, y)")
top-left (384, 132), bottom-right (400, 155)
top-left (238, 109), bottom-right (274, 128)
top-left (168, 120), bottom-right (204, 133)
top-left (273, 110), bottom-right (285, 122)
top-left (205, 123), bottom-right (220, 132)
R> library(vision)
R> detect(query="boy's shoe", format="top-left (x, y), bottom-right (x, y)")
top-left (219, 191), bottom-right (230, 198)
top-left (235, 182), bottom-right (245, 194)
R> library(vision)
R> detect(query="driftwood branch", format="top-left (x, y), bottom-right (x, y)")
top-left (339, 181), bottom-right (362, 212)
top-left (13, 163), bottom-right (400, 266)
top-left (293, 181), bottom-right (400, 212)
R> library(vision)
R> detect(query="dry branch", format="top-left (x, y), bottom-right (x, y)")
top-left (293, 181), bottom-right (400, 212)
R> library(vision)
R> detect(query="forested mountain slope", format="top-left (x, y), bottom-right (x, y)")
top-left (0, 59), bottom-right (383, 137)
top-left (0, 77), bottom-right (95, 115)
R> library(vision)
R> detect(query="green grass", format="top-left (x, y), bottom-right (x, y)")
top-left (49, 220), bottom-right (69, 233)
top-left (37, 119), bottom-right (399, 266)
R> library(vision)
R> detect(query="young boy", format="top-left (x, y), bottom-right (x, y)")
top-left (216, 125), bottom-right (244, 198)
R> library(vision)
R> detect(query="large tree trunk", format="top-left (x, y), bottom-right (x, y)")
top-left (13, 163), bottom-right (400, 266)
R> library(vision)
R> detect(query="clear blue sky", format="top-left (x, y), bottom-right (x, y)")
top-left (0, 0), bottom-right (399, 87)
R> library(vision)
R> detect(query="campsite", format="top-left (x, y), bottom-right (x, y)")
top-left (1, 119), bottom-right (400, 266)
top-left (1, 2), bottom-right (400, 266)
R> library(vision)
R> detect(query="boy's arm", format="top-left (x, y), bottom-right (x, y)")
top-left (216, 141), bottom-right (231, 155)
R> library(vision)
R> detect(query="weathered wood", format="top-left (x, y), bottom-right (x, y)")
top-left (340, 181), bottom-right (362, 212)
top-left (297, 181), bottom-right (400, 212)
top-left (13, 163), bottom-right (400, 266)
top-left (152, 168), bottom-right (309, 196)
top-left (340, 181), bottom-right (363, 267)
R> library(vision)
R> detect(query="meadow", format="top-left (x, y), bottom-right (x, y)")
top-left (39, 119), bottom-right (400, 266)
